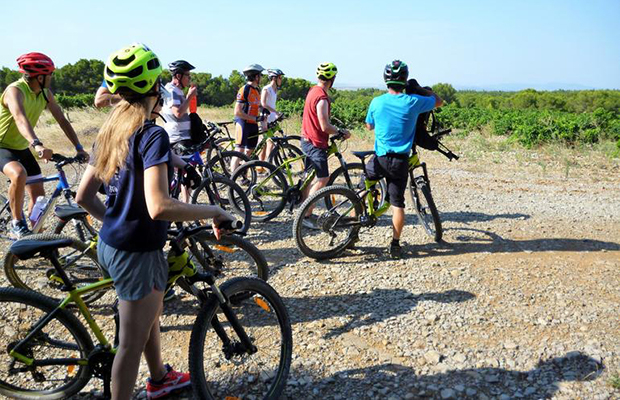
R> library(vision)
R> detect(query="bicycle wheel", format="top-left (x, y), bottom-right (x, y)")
top-left (0, 287), bottom-right (94, 399)
top-left (189, 277), bottom-right (292, 400)
top-left (0, 195), bottom-right (12, 239)
top-left (53, 214), bottom-right (99, 243)
top-left (409, 177), bottom-right (442, 242)
top-left (3, 233), bottom-right (107, 304)
top-left (268, 142), bottom-right (305, 179)
top-left (191, 176), bottom-right (252, 234)
top-left (293, 185), bottom-right (363, 260)
top-left (187, 231), bottom-right (268, 281)
top-left (205, 150), bottom-right (250, 179)
top-left (231, 161), bottom-right (288, 222)
top-left (327, 162), bottom-right (387, 209)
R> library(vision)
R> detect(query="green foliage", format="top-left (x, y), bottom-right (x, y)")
top-left (55, 93), bottom-right (95, 108)
top-left (432, 83), bottom-right (457, 104)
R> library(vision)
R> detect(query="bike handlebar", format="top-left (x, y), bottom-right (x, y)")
top-left (50, 154), bottom-right (87, 167)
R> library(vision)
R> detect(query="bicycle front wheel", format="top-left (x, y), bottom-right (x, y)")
top-left (187, 231), bottom-right (269, 281)
top-left (191, 176), bottom-right (252, 234)
top-left (3, 233), bottom-right (107, 304)
top-left (327, 162), bottom-right (387, 209)
top-left (409, 177), bottom-right (442, 242)
top-left (0, 287), bottom-right (94, 399)
top-left (205, 150), bottom-right (250, 178)
top-left (293, 185), bottom-right (363, 260)
top-left (189, 277), bottom-right (292, 400)
top-left (268, 142), bottom-right (305, 179)
top-left (231, 160), bottom-right (288, 222)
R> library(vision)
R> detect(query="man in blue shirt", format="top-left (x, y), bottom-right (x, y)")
top-left (365, 60), bottom-right (443, 258)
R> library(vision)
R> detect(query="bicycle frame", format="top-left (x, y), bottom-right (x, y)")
top-left (26, 167), bottom-right (76, 234)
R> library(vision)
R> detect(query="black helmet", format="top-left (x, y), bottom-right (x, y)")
top-left (383, 60), bottom-right (408, 86)
top-left (168, 60), bottom-right (195, 75)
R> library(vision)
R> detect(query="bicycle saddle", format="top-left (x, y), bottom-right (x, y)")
top-left (55, 204), bottom-right (88, 220)
top-left (351, 150), bottom-right (375, 160)
top-left (10, 238), bottom-right (74, 260)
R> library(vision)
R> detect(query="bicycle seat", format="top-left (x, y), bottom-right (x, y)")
top-left (10, 238), bottom-right (74, 260)
top-left (351, 151), bottom-right (375, 161)
top-left (55, 204), bottom-right (88, 220)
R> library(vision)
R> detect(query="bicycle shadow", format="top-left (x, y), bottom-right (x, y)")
top-left (160, 288), bottom-right (475, 337)
top-left (441, 211), bottom-right (531, 224)
top-left (284, 352), bottom-right (604, 399)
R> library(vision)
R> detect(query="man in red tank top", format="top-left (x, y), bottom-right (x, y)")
top-left (300, 62), bottom-right (351, 226)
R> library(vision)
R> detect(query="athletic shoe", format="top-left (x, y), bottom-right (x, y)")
top-left (389, 242), bottom-right (403, 259)
top-left (301, 214), bottom-right (318, 229)
top-left (146, 364), bottom-right (191, 399)
top-left (10, 220), bottom-right (31, 239)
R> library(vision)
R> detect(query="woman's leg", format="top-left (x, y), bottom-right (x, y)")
top-left (112, 288), bottom-right (165, 400)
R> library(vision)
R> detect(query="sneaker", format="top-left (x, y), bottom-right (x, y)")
top-left (11, 219), bottom-right (31, 239)
top-left (301, 214), bottom-right (318, 229)
top-left (146, 364), bottom-right (191, 399)
top-left (389, 242), bottom-right (403, 259)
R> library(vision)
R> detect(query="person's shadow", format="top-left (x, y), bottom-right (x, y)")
top-left (284, 352), bottom-right (604, 399)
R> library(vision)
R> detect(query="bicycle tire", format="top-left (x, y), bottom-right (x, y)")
top-left (327, 162), bottom-right (388, 209)
top-left (0, 287), bottom-right (94, 399)
top-left (0, 195), bottom-right (12, 239)
top-left (188, 277), bottom-right (292, 400)
top-left (187, 231), bottom-right (269, 282)
top-left (3, 233), bottom-right (108, 304)
top-left (230, 160), bottom-right (288, 222)
top-left (268, 142), bottom-right (305, 179)
top-left (205, 150), bottom-right (250, 179)
top-left (190, 176), bottom-right (252, 234)
top-left (53, 214), bottom-right (98, 243)
top-left (293, 185), bottom-right (363, 260)
top-left (410, 178), bottom-right (442, 242)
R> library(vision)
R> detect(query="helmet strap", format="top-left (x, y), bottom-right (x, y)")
top-left (37, 75), bottom-right (50, 103)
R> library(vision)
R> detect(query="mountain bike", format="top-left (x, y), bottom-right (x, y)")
top-left (230, 130), bottom-right (387, 222)
top-left (0, 154), bottom-right (97, 242)
top-left (0, 224), bottom-right (291, 399)
top-left (293, 133), bottom-right (458, 260)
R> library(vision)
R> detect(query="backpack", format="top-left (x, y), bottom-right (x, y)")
top-left (189, 112), bottom-right (207, 144)
top-left (414, 111), bottom-right (439, 151)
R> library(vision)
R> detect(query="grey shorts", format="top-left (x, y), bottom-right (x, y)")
top-left (97, 239), bottom-right (167, 301)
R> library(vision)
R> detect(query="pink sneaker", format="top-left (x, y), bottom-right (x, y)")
top-left (146, 364), bottom-right (191, 399)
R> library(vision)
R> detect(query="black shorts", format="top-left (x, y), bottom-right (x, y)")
top-left (366, 153), bottom-right (409, 208)
top-left (301, 138), bottom-right (329, 178)
top-left (0, 147), bottom-right (42, 178)
top-left (235, 119), bottom-right (259, 149)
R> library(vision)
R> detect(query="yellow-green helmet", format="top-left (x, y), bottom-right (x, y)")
top-left (316, 62), bottom-right (338, 80)
top-left (104, 43), bottom-right (162, 95)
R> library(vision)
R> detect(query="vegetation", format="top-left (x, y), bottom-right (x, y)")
top-left (1, 58), bottom-right (618, 153)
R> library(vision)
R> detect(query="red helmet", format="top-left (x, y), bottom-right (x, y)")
top-left (16, 52), bottom-right (55, 77)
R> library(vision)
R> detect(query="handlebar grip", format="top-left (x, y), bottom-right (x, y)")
top-left (218, 220), bottom-right (242, 231)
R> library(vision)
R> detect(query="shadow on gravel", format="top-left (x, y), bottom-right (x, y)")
top-left (441, 211), bottom-right (531, 224)
top-left (285, 288), bottom-right (475, 339)
top-left (414, 227), bottom-right (620, 258)
top-left (286, 352), bottom-right (603, 399)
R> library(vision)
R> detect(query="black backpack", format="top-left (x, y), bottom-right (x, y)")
top-left (189, 112), bottom-right (207, 144)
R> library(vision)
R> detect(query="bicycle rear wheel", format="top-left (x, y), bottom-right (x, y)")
top-left (0, 195), bottom-right (12, 240)
top-left (327, 162), bottom-right (387, 209)
top-left (293, 185), bottom-right (363, 260)
top-left (0, 287), bottom-right (93, 399)
top-left (3, 233), bottom-right (107, 304)
top-left (231, 161), bottom-right (288, 222)
top-left (191, 176), bottom-right (252, 234)
top-left (205, 150), bottom-right (250, 179)
top-left (189, 277), bottom-right (292, 400)
top-left (187, 231), bottom-right (269, 281)
top-left (409, 177), bottom-right (442, 242)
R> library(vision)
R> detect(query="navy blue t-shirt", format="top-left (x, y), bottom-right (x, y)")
top-left (99, 122), bottom-right (172, 252)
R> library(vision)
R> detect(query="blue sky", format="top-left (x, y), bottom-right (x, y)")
top-left (2, 0), bottom-right (619, 90)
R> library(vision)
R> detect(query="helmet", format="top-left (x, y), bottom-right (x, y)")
top-left (383, 60), bottom-right (408, 86)
top-left (16, 52), bottom-right (55, 77)
top-left (104, 43), bottom-right (162, 95)
top-left (267, 69), bottom-right (285, 79)
top-left (316, 62), bottom-right (337, 80)
top-left (168, 60), bottom-right (195, 75)
top-left (243, 64), bottom-right (265, 76)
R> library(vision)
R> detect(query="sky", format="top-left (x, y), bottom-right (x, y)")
top-left (1, 0), bottom-right (619, 90)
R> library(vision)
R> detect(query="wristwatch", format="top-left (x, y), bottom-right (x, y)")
top-left (30, 139), bottom-right (43, 147)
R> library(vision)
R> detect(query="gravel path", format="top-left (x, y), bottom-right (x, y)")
top-left (1, 143), bottom-right (618, 399)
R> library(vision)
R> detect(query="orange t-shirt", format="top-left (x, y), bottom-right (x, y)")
top-left (236, 84), bottom-right (261, 124)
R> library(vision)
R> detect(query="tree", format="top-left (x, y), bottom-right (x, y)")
top-left (432, 83), bottom-right (457, 104)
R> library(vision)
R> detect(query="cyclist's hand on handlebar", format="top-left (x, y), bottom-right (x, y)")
top-left (76, 149), bottom-right (90, 163)
top-left (35, 145), bottom-right (53, 162)
top-left (212, 209), bottom-right (236, 240)
top-left (339, 128), bottom-right (352, 140)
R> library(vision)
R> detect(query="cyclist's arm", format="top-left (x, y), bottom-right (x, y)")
top-left (366, 123), bottom-right (374, 131)
top-left (46, 91), bottom-right (87, 153)
top-left (76, 165), bottom-right (106, 221)
top-left (94, 86), bottom-right (121, 108)
top-left (3, 87), bottom-right (40, 144)
top-left (317, 99), bottom-right (338, 136)
top-left (260, 88), bottom-right (277, 114)
top-left (234, 101), bottom-right (259, 122)
top-left (410, 83), bottom-right (443, 108)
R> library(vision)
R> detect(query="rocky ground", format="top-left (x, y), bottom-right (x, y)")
top-left (1, 134), bottom-right (619, 399)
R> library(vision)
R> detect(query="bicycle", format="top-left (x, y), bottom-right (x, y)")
top-left (230, 130), bottom-right (387, 222)
top-left (0, 224), bottom-right (291, 399)
top-left (0, 154), bottom-right (97, 242)
top-left (292, 130), bottom-right (458, 260)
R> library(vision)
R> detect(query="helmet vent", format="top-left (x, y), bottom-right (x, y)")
top-left (113, 55), bottom-right (136, 67)
top-left (125, 66), bottom-right (144, 78)
top-left (147, 58), bottom-right (160, 70)
top-left (134, 80), bottom-right (147, 88)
